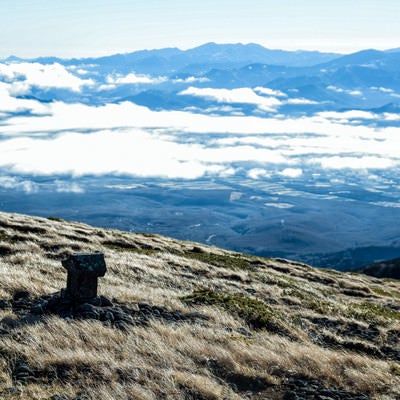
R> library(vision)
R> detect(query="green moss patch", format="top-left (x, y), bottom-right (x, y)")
top-left (0, 231), bottom-right (12, 242)
top-left (102, 240), bottom-right (159, 255)
top-left (181, 289), bottom-right (281, 331)
top-left (390, 363), bottom-right (400, 376)
top-left (47, 216), bottom-right (66, 223)
top-left (257, 273), bottom-right (298, 289)
top-left (370, 286), bottom-right (400, 299)
top-left (183, 250), bottom-right (256, 271)
top-left (283, 288), bottom-right (337, 314)
top-left (346, 302), bottom-right (400, 323)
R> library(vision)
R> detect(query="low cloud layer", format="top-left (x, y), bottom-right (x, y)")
top-left (178, 86), bottom-right (322, 111)
top-left (106, 72), bottom-right (167, 85)
top-left (0, 101), bottom-right (399, 181)
top-left (0, 62), bottom-right (94, 93)
top-left (0, 61), bottom-right (399, 184)
top-left (179, 87), bottom-right (283, 112)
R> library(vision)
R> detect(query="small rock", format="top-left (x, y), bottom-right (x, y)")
top-left (16, 364), bottom-right (33, 373)
top-left (114, 321), bottom-right (130, 331)
top-left (236, 327), bottom-right (252, 337)
top-left (86, 296), bottom-right (102, 306)
top-left (49, 395), bottom-right (70, 400)
top-left (191, 246), bottom-right (205, 253)
top-left (76, 303), bottom-right (97, 313)
top-left (13, 290), bottom-right (30, 300)
top-left (101, 311), bottom-right (115, 322)
top-left (138, 303), bottom-right (151, 310)
top-left (283, 391), bottom-right (298, 400)
top-left (100, 295), bottom-right (113, 307)
top-left (31, 300), bottom-right (48, 315)
top-left (0, 299), bottom-right (11, 309)
top-left (80, 311), bottom-right (100, 320)
top-left (186, 312), bottom-right (210, 321)
top-left (3, 386), bottom-right (22, 395)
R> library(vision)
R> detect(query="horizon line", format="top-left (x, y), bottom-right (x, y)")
top-left (2, 41), bottom-right (400, 61)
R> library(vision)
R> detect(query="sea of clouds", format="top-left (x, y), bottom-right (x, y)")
top-left (0, 61), bottom-right (399, 195)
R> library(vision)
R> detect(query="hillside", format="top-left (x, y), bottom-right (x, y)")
top-left (359, 258), bottom-right (400, 280)
top-left (0, 211), bottom-right (399, 400)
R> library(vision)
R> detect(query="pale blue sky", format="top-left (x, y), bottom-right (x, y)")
top-left (1, 0), bottom-right (399, 58)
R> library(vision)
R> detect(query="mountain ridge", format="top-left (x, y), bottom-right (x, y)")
top-left (359, 257), bottom-right (400, 279)
top-left (3, 42), bottom-right (341, 68)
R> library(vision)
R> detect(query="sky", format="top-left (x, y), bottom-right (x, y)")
top-left (1, 0), bottom-right (399, 58)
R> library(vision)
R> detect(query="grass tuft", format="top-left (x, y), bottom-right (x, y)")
top-left (183, 250), bottom-right (256, 271)
top-left (283, 288), bottom-right (338, 314)
top-left (346, 302), bottom-right (400, 322)
top-left (391, 363), bottom-right (400, 376)
top-left (181, 289), bottom-right (281, 331)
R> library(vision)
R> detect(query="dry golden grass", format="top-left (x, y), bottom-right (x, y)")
top-left (0, 211), bottom-right (399, 399)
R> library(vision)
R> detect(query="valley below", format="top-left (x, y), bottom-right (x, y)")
top-left (1, 172), bottom-right (399, 271)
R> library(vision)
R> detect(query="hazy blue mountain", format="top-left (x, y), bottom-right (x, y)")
top-left (25, 42), bottom-right (339, 73)
top-left (7, 43), bottom-right (398, 113)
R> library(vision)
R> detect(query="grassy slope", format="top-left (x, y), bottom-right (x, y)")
top-left (0, 211), bottom-right (399, 400)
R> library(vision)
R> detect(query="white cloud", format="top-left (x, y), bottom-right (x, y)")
top-left (317, 110), bottom-right (377, 120)
top-left (229, 192), bottom-right (243, 201)
top-left (254, 87), bottom-right (287, 97)
top-left (286, 98), bottom-right (318, 105)
top-left (279, 168), bottom-right (303, 178)
top-left (247, 168), bottom-right (271, 179)
top-left (327, 85), bottom-right (344, 93)
top-left (4, 99), bottom-right (396, 141)
top-left (0, 82), bottom-right (50, 114)
top-left (0, 62), bottom-right (94, 93)
top-left (0, 176), bottom-right (39, 193)
top-left (106, 72), bottom-right (167, 85)
top-left (55, 181), bottom-right (85, 193)
top-left (178, 87), bottom-right (282, 112)
top-left (264, 202), bottom-right (294, 209)
top-left (180, 87), bottom-right (320, 110)
top-left (173, 76), bottom-right (210, 84)
top-left (327, 86), bottom-right (363, 97)
top-left (0, 128), bottom-right (285, 179)
top-left (383, 113), bottom-right (400, 121)
top-left (97, 84), bottom-right (117, 91)
top-left (370, 201), bottom-right (400, 208)
top-left (311, 156), bottom-right (396, 170)
top-left (0, 97), bottom-right (399, 180)
top-left (371, 87), bottom-right (394, 93)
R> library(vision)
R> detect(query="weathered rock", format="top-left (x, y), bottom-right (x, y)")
top-left (62, 252), bottom-right (106, 302)
top-left (49, 395), bottom-right (70, 400)
top-left (2, 292), bottom-right (211, 333)
top-left (0, 299), bottom-right (11, 309)
top-left (13, 290), bottom-right (30, 300)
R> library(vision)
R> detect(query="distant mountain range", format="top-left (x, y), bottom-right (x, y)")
top-left (6, 42), bottom-right (340, 68)
top-left (5, 42), bottom-right (399, 115)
